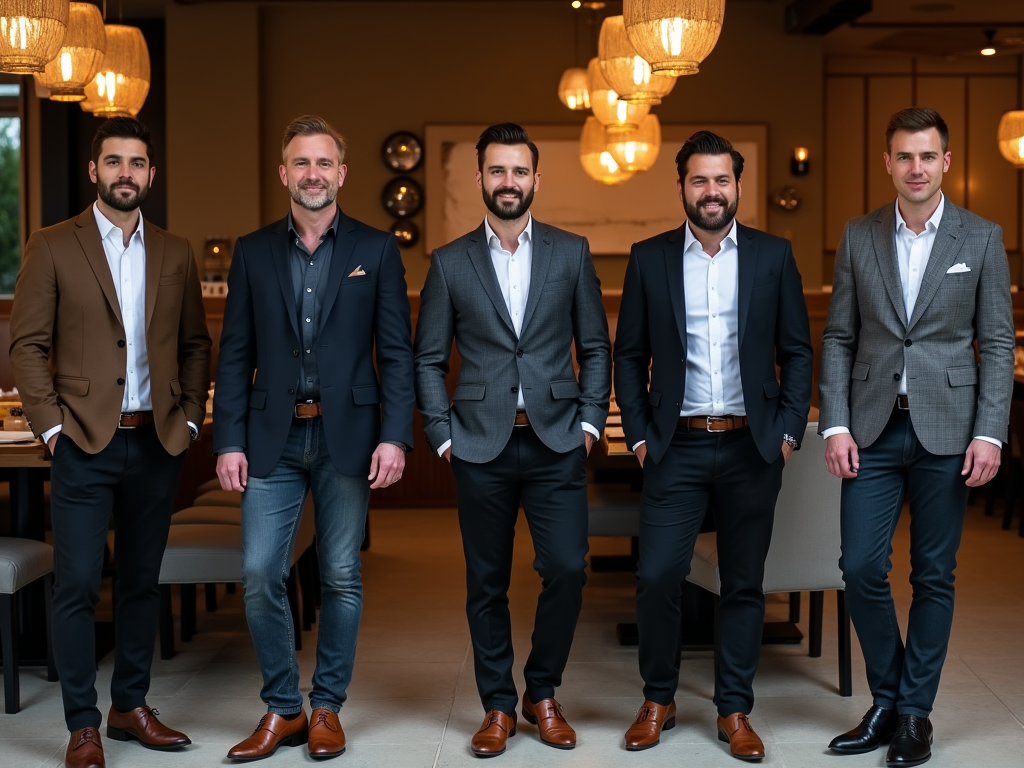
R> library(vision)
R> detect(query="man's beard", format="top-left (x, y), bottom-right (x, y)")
top-left (289, 179), bottom-right (339, 211)
top-left (684, 193), bottom-right (739, 233)
top-left (482, 185), bottom-right (534, 221)
top-left (98, 178), bottom-right (149, 212)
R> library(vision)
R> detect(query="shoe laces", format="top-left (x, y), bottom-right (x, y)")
top-left (895, 716), bottom-right (920, 740)
top-left (252, 715), bottom-right (269, 734)
top-left (737, 714), bottom-right (754, 734)
top-left (634, 705), bottom-right (653, 723)
top-left (483, 710), bottom-right (509, 732)
top-left (312, 710), bottom-right (337, 731)
top-left (74, 728), bottom-right (100, 749)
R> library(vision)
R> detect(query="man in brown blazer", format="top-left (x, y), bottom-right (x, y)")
top-left (9, 118), bottom-right (210, 768)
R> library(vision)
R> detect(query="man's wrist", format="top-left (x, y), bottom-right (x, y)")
top-left (973, 435), bottom-right (1002, 448)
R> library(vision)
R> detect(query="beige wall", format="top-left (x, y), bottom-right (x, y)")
top-left (167, 1), bottom-right (824, 290)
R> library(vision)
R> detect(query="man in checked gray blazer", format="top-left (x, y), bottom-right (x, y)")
top-left (414, 123), bottom-right (610, 757)
top-left (820, 108), bottom-right (1014, 767)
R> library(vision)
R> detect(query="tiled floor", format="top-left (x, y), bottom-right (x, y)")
top-left (4, 500), bottom-right (1024, 767)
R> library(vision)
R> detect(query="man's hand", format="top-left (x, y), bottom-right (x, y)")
top-left (962, 439), bottom-right (1001, 487)
top-left (584, 432), bottom-right (596, 455)
top-left (217, 451), bottom-right (248, 491)
top-left (443, 446), bottom-right (452, 463)
top-left (781, 441), bottom-right (794, 465)
top-left (46, 433), bottom-right (58, 456)
top-left (635, 442), bottom-right (647, 468)
top-left (369, 443), bottom-right (405, 489)
top-left (825, 433), bottom-right (860, 479)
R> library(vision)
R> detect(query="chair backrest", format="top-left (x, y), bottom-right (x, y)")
top-left (761, 421), bottom-right (844, 593)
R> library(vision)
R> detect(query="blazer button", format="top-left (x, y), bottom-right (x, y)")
top-left (516, 349), bottom-right (523, 358)
top-left (117, 339), bottom-right (126, 348)
top-left (904, 339), bottom-right (912, 347)
top-left (893, 373), bottom-right (901, 381)
top-left (117, 377), bottom-right (125, 385)
top-left (288, 388), bottom-right (295, 395)
top-left (511, 386), bottom-right (518, 393)
top-left (293, 349), bottom-right (299, 356)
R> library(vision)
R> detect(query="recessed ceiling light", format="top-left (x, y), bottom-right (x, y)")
top-left (982, 46), bottom-right (997, 55)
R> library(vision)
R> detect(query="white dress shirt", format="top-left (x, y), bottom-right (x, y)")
top-left (822, 194), bottom-right (999, 447)
top-left (632, 220), bottom-right (744, 451)
top-left (437, 215), bottom-right (598, 456)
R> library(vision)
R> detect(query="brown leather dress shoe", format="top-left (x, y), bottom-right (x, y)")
top-left (65, 727), bottom-right (105, 768)
top-left (521, 694), bottom-right (575, 749)
top-left (106, 706), bottom-right (191, 750)
top-left (624, 701), bottom-right (677, 750)
top-left (471, 709), bottom-right (517, 757)
top-left (227, 712), bottom-right (309, 762)
top-left (717, 712), bottom-right (766, 761)
top-left (308, 708), bottom-right (346, 760)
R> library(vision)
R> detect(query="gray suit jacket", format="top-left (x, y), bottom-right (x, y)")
top-left (414, 220), bottom-right (611, 463)
top-left (819, 199), bottom-right (1014, 454)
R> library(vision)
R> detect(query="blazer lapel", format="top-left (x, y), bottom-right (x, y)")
top-left (466, 225), bottom-right (515, 334)
top-left (907, 202), bottom-right (967, 332)
top-left (73, 206), bottom-right (123, 326)
top-left (143, 223), bottom-right (164, 332)
top-left (736, 224), bottom-right (758, 349)
top-left (664, 224), bottom-right (687, 349)
top-left (270, 218), bottom-right (301, 343)
top-left (518, 222), bottom-right (553, 338)
top-left (318, 211), bottom-right (357, 333)
top-left (871, 205), bottom-right (910, 328)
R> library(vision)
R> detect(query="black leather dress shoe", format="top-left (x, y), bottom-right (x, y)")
top-left (885, 715), bottom-right (932, 766)
top-left (829, 706), bottom-right (898, 754)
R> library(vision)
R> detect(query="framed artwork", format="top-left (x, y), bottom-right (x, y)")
top-left (424, 123), bottom-right (767, 256)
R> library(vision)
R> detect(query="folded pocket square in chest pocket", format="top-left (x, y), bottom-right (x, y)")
top-left (946, 262), bottom-right (971, 274)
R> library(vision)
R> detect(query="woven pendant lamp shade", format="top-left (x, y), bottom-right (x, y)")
top-left (587, 57), bottom-right (650, 135)
top-left (624, 0), bottom-right (725, 77)
top-left (0, 0), bottom-right (69, 74)
top-left (599, 15), bottom-right (675, 105)
top-left (580, 116), bottom-right (635, 185)
top-left (558, 66), bottom-right (590, 110)
top-left (33, 3), bottom-right (104, 102)
top-left (81, 24), bottom-right (149, 118)
top-left (997, 111), bottom-right (1024, 168)
top-left (608, 114), bottom-right (661, 172)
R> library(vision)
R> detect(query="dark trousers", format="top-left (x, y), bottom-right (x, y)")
top-left (839, 407), bottom-right (969, 718)
top-left (636, 425), bottom-right (783, 716)
top-left (450, 426), bottom-right (589, 715)
top-left (49, 424), bottom-right (186, 731)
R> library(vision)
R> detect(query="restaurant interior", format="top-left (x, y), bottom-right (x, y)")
top-left (1, 1), bottom-right (1024, 766)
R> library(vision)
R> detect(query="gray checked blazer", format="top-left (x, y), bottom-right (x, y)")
top-left (819, 199), bottom-right (1014, 454)
top-left (414, 220), bottom-right (611, 463)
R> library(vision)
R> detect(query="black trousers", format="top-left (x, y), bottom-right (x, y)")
top-left (49, 424), bottom-right (186, 731)
top-left (450, 426), bottom-right (589, 715)
top-left (636, 425), bottom-right (783, 716)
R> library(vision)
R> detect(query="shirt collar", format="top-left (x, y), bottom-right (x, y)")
top-left (93, 202), bottom-right (144, 246)
top-left (287, 206), bottom-right (341, 241)
top-left (683, 218), bottom-right (738, 255)
top-left (895, 192), bottom-right (944, 236)
top-left (484, 213), bottom-right (533, 252)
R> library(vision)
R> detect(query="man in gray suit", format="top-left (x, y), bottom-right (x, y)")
top-left (821, 107), bottom-right (1014, 767)
top-left (414, 123), bottom-right (611, 757)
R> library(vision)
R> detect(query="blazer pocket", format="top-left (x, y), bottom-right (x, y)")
top-left (763, 379), bottom-right (780, 398)
top-left (752, 277), bottom-right (777, 289)
top-left (169, 379), bottom-right (182, 396)
top-left (545, 279), bottom-right (570, 292)
top-left (159, 273), bottom-right (184, 286)
top-left (352, 384), bottom-right (381, 405)
top-left (249, 389), bottom-right (267, 410)
top-left (649, 390), bottom-right (662, 407)
top-left (946, 365), bottom-right (979, 387)
top-left (54, 375), bottom-right (89, 397)
top-left (341, 277), bottom-right (371, 288)
top-left (851, 361), bottom-right (871, 381)
top-left (550, 379), bottom-right (581, 399)
top-left (453, 383), bottom-right (486, 401)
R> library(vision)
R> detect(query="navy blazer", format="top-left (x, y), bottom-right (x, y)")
top-left (214, 209), bottom-right (414, 478)
top-left (613, 223), bottom-right (813, 466)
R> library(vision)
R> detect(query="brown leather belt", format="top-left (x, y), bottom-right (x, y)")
top-left (294, 401), bottom-right (323, 419)
top-left (514, 410), bottom-right (530, 426)
top-left (118, 411), bottom-right (154, 428)
top-left (896, 395), bottom-right (909, 410)
top-left (679, 415), bottom-right (749, 432)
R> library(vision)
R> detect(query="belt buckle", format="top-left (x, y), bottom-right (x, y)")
top-left (294, 400), bottom-right (314, 419)
top-left (118, 413), bottom-right (136, 429)
top-left (706, 416), bottom-right (724, 432)
top-left (897, 397), bottom-right (909, 411)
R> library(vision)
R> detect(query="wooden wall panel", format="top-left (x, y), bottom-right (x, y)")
top-left (868, 77), bottom-right (914, 212)
top-left (967, 77), bottom-right (1020, 253)
top-left (825, 78), bottom-right (866, 253)
top-left (916, 77), bottom-right (967, 207)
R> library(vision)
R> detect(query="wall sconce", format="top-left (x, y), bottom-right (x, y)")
top-left (203, 238), bottom-right (231, 281)
top-left (791, 147), bottom-right (809, 176)
top-left (771, 186), bottom-right (802, 211)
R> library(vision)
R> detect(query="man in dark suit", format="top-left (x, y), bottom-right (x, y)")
top-left (414, 123), bottom-right (610, 757)
top-left (821, 108), bottom-right (1014, 766)
top-left (215, 116), bottom-right (413, 762)
top-left (10, 118), bottom-right (210, 768)
top-left (614, 131), bottom-right (813, 760)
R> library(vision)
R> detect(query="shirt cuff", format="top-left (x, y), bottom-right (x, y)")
top-left (40, 424), bottom-right (61, 443)
top-left (581, 422), bottom-right (600, 439)
top-left (974, 435), bottom-right (1003, 447)
top-left (215, 446), bottom-right (245, 456)
top-left (437, 439), bottom-right (452, 457)
top-left (187, 420), bottom-right (198, 433)
top-left (631, 439), bottom-right (646, 453)
top-left (821, 427), bottom-right (851, 440)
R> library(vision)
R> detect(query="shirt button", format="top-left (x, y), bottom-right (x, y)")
top-left (305, 317), bottom-right (311, 323)
top-left (307, 288), bottom-right (312, 293)
top-left (712, 313), bottom-right (717, 318)
top-left (306, 350), bottom-right (311, 354)
top-left (310, 261), bottom-right (314, 266)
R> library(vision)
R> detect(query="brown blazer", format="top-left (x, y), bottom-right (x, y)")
top-left (9, 205), bottom-right (211, 456)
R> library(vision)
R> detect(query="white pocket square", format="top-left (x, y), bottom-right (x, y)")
top-left (946, 262), bottom-right (971, 274)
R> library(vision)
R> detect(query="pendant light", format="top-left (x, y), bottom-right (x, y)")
top-left (607, 114), bottom-right (661, 172)
top-left (580, 116), bottom-right (635, 185)
top-left (599, 15), bottom-right (675, 105)
top-left (558, 66), bottom-right (591, 110)
top-left (623, 0), bottom-right (726, 77)
top-left (587, 56), bottom-right (650, 134)
top-left (997, 110), bottom-right (1024, 168)
top-left (81, 23), bottom-right (149, 118)
top-left (33, 2), bottom-right (105, 102)
top-left (0, 0), bottom-right (69, 74)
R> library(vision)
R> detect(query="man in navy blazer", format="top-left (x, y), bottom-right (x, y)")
top-left (214, 116), bottom-right (413, 762)
top-left (614, 132), bottom-right (813, 760)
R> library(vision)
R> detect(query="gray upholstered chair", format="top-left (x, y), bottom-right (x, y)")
top-left (686, 421), bottom-right (852, 696)
top-left (0, 537), bottom-right (57, 713)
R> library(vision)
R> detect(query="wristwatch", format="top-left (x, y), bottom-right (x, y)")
top-left (189, 424), bottom-right (200, 443)
top-left (783, 433), bottom-right (798, 449)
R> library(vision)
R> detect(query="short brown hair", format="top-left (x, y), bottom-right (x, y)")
top-left (675, 130), bottom-right (744, 182)
top-left (476, 122), bottom-right (539, 173)
top-left (886, 108), bottom-right (949, 153)
top-left (91, 117), bottom-right (154, 165)
top-left (281, 115), bottom-right (347, 164)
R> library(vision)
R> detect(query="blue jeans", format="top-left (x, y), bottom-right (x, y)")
top-left (839, 407), bottom-right (969, 718)
top-left (241, 417), bottom-right (369, 714)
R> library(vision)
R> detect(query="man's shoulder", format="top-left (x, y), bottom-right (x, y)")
top-left (236, 216), bottom-right (288, 248)
top-left (946, 201), bottom-right (999, 233)
top-left (632, 225), bottom-right (683, 255)
top-left (434, 227), bottom-right (482, 260)
top-left (736, 223), bottom-right (792, 251)
top-left (532, 220), bottom-right (586, 249)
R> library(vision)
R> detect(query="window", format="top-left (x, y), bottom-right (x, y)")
top-left (0, 81), bottom-right (20, 295)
